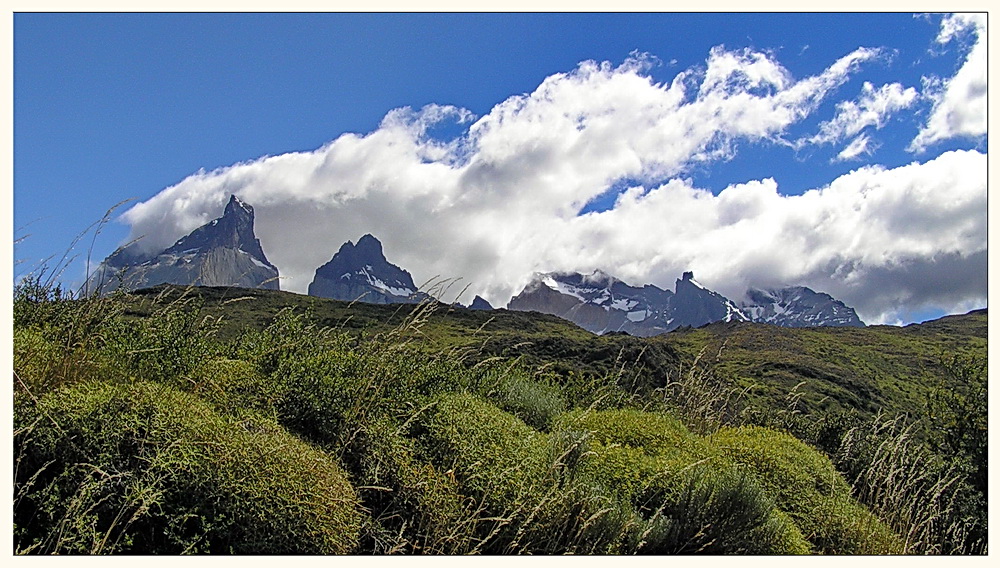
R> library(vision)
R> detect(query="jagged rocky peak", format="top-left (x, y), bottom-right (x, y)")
top-left (308, 234), bottom-right (423, 304)
top-left (162, 195), bottom-right (266, 259)
top-left (83, 194), bottom-right (279, 296)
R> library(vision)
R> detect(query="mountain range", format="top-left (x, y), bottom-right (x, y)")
top-left (508, 270), bottom-right (863, 336)
top-left (88, 195), bottom-right (864, 333)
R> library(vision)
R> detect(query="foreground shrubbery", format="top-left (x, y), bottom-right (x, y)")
top-left (11, 279), bottom-right (983, 554)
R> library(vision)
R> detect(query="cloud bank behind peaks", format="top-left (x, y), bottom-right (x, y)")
top-left (118, 42), bottom-right (986, 325)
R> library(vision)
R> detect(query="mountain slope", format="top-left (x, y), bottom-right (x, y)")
top-left (84, 195), bottom-right (279, 295)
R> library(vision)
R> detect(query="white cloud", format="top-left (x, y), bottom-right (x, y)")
top-left (115, 45), bottom-right (985, 326)
top-left (909, 13), bottom-right (987, 152)
top-left (798, 81), bottom-right (917, 158)
top-left (836, 134), bottom-right (873, 161)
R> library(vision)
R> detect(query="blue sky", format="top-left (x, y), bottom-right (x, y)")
top-left (12, 12), bottom-right (988, 325)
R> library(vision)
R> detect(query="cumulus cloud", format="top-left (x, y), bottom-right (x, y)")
top-left (910, 13), bottom-right (987, 152)
top-left (116, 42), bottom-right (985, 326)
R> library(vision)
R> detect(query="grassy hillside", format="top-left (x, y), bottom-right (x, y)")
top-left (657, 311), bottom-right (987, 417)
top-left (12, 281), bottom-right (987, 554)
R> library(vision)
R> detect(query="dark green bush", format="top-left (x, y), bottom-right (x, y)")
top-left (96, 299), bottom-right (219, 387)
top-left (14, 380), bottom-right (362, 554)
top-left (273, 347), bottom-right (373, 449)
top-left (635, 463), bottom-right (810, 554)
top-left (347, 416), bottom-right (473, 554)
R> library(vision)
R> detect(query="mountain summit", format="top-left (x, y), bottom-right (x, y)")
top-left (308, 234), bottom-right (423, 304)
top-left (84, 195), bottom-right (279, 295)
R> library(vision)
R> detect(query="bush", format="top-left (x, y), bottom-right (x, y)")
top-left (13, 327), bottom-right (70, 394)
top-left (190, 357), bottom-right (282, 419)
top-left (636, 463), bottom-right (810, 554)
top-left (347, 416), bottom-right (473, 554)
top-left (14, 380), bottom-right (362, 554)
top-left (416, 392), bottom-right (550, 512)
top-left (558, 409), bottom-right (809, 554)
top-left (556, 407), bottom-right (708, 461)
top-left (470, 362), bottom-right (566, 431)
top-left (834, 415), bottom-right (987, 554)
top-left (710, 425), bottom-right (903, 554)
top-left (273, 347), bottom-right (374, 449)
top-left (95, 298), bottom-right (220, 387)
top-left (412, 392), bottom-right (626, 553)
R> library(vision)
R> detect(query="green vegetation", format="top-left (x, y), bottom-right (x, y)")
top-left (12, 279), bottom-right (987, 554)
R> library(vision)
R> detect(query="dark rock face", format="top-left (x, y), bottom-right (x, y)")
top-left (670, 272), bottom-right (749, 329)
top-left (739, 286), bottom-right (865, 327)
top-left (468, 295), bottom-right (494, 310)
top-left (507, 270), bottom-right (863, 336)
top-left (84, 195), bottom-right (279, 295)
top-left (308, 234), bottom-right (423, 304)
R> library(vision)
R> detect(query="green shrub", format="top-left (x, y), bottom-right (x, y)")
top-left (13, 327), bottom-right (69, 394)
top-left (415, 392), bottom-right (617, 553)
top-left (96, 301), bottom-right (219, 387)
top-left (635, 463), bottom-right (811, 554)
top-left (557, 409), bottom-right (808, 554)
top-left (273, 347), bottom-right (374, 449)
top-left (834, 415), bottom-right (986, 554)
top-left (228, 308), bottom-right (330, 377)
top-left (190, 357), bottom-right (282, 419)
top-left (417, 392), bottom-right (550, 510)
top-left (710, 425), bottom-right (903, 554)
top-left (14, 380), bottom-right (361, 554)
top-left (470, 362), bottom-right (566, 431)
top-left (556, 408), bottom-right (709, 461)
top-left (348, 416), bottom-right (473, 554)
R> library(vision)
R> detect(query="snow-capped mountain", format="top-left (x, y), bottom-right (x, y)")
top-left (739, 286), bottom-right (865, 327)
top-left (308, 234), bottom-right (424, 304)
top-left (84, 195), bottom-right (279, 296)
top-left (507, 270), bottom-right (863, 336)
top-left (508, 270), bottom-right (724, 336)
